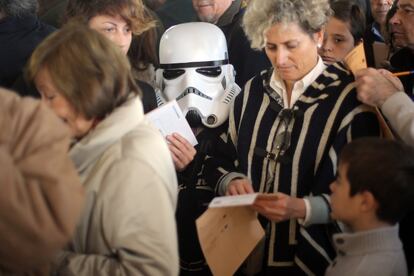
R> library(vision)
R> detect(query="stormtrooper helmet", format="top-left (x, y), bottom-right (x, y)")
top-left (156, 22), bottom-right (240, 128)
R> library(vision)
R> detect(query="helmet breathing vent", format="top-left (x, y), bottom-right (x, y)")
top-left (222, 86), bottom-right (237, 104)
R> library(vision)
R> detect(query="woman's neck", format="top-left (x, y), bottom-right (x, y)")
top-left (284, 80), bottom-right (294, 106)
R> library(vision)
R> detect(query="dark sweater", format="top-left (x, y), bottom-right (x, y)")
top-left (389, 47), bottom-right (414, 98)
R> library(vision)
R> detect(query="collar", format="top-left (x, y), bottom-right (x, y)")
top-left (216, 0), bottom-right (242, 27)
top-left (371, 22), bottom-right (385, 42)
top-left (70, 95), bottom-right (144, 173)
top-left (269, 57), bottom-right (326, 107)
top-left (333, 225), bottom-right (402, 257)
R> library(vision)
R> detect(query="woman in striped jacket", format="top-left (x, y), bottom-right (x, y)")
top-left (205, 0), bottom-right (381, 274)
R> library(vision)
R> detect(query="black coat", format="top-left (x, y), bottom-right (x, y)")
top-left (389, 47), bottom-right (414, 98)
top-left (0, 15), bottom-right (55, 88)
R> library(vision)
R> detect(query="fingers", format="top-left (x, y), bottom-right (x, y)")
top-left (354, 67), bottom-right (376, 79)
top-left (167, 133), bottom-right (196, 171)
top-left (244, 183), bottom-right (255, 194)
top-left (167, 133), bottom-right (196, 154)
top-left (380, 71), bottom-right (404, 91)
top-left (226, 179), bottom-right (254, 195)
top-left (252, 193), bottom-right (300, 222)
top-left (252, 200), bottom-right (286, 222)
top-left (355, 67), bottom-right (399, 106)
top-left (169, 147), bottom-right (186, 171)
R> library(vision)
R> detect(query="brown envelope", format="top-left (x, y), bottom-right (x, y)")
top-left (344, 43), bottom-right (395, 140)
top-left (344, 43), bottom-right (367, 75)
top-left (196, 205), bottom-right (265, 276)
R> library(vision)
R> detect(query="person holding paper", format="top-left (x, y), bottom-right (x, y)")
top-left (205, 0), bottom-right (380, 274)
top-left (355, 0), bottom-right (414, 146)
top-left (27, 23), bottom-right (179, 276)
top-left (356, 68), bottom-right (414, 145)
top-left (155, 22), bottom-right (241, 275)
top-left (319, 0), bottom-right (366, 65)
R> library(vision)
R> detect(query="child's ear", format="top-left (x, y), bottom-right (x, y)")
top-left (359, 191), bottom-right (378, 212)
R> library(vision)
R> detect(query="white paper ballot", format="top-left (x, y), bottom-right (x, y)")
top-left (209, 193), bottom-right (279, 208)
top-left (209, 193), bottom-right (260, 208)
top-left (146, 100), bottom-right (198, 146)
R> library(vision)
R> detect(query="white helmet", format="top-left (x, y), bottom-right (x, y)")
top-left (156, 22), bottom-right (240, 128)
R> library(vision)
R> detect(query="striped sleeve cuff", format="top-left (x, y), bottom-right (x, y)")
top-left (217, 172), bottom-right (248, 195)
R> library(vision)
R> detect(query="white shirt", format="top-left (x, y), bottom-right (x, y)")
top-left (269, 57), bottom-right (327, 108)
top-left (270, 57), bottom-right (327, 224)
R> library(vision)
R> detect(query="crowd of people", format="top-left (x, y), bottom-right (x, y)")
top-left (1, 0), bottom-right (414, 275)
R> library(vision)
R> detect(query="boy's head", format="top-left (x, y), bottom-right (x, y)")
top-left (330, 137), bottom-right (414, 228)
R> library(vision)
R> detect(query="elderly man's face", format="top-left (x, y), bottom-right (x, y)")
top-left (370, 0), bottom-right (393, 25)
top-left (391, 0), bottom-right (414, 49)
top-left (192, 0), bottom-right (233, 23)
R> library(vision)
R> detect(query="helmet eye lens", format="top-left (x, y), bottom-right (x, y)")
top-left (196, 67), bottom-right (222, 77)
top-left (163, 69), bottom-right (185, 80)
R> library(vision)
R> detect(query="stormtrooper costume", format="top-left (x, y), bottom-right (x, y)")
top-left (156, 22), bottom-right (240, 129)
top-left (156, 22), bottom-right (240, 275)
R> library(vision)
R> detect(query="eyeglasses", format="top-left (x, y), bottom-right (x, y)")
top-left (254, 108), bottom-right (302, 164)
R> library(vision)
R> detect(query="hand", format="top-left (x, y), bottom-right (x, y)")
top-left (252, 192), bottom-right (306, 223)
top-left (166, 133), bottom-right (196, 172)
top-left (226, 178), bottom-right (254, 195)
top-left (355, 68), bottom-right (404, 107)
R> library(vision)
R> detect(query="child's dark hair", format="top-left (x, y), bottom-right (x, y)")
top-left (339, 137), bottom-right (414, 224)
top-left (330, 0), bottom-right (366, 45)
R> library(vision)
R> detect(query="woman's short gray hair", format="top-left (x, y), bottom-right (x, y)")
top-left (243, 0), bottom-right (331, 49)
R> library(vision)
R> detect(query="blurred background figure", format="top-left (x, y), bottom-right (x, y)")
top-left (37, 0), bottom-right (68, 27)
top-left (28, 23), bottom-right (179, 275)
top-left (0, 0), bottom-right (55, 89)
top-left (364, 0), bottom-right (394, 66)
top-left (144, 0), bottom-right (166, 10)
top-left (367, 0), bottom-right (394, 42)
top-left (320, 0), bottom-right (366, 65)
top-left (0, 88), bottom-right (84, 275)
top-left (155, 0), bottom-right (196, 30)
top-left (192, 0), bottom-right (271, 88)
